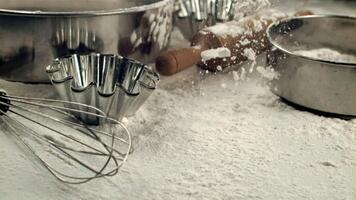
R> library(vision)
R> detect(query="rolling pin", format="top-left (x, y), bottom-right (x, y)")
top-left (156, 10), bottom-right (313, 75)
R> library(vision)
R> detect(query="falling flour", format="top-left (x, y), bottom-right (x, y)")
top-left (234, 0), bottom-right (272, 19)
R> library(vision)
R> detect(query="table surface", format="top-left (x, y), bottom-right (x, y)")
top-left (0, 1), bottom-right (355, 199)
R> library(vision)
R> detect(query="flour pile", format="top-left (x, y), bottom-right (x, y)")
top-left (295, 48), bottom-right (356, 63)
top-left (201, 47), bottom-right (231, 63)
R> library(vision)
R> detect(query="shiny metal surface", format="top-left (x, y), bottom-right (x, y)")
top-left (0, 0), bottom-right (173, 82)
top-left (174, 0), bottom-right (236, 40)
top-left (0, 90), bottom-right (131, 184)
top-left (267, 15), bottom-right (356, 116)
top-left (47, 53), bottom-right (159, 123)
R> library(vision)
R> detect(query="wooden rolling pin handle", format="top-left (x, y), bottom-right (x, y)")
top-left (156, 47), bottom-right (203, 76)
top-left (294, 10), bottom-right (314, 16)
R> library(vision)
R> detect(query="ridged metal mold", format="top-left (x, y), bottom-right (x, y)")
top-left (175, 0), bottom-right (237, 40)
top-left (46, 53), bottom-right (159, 124)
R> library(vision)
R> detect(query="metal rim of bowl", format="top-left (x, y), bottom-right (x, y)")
top-left (266, 14), bottom-right (356, 68)
top-left (0, 0), bottom-right (172, 16)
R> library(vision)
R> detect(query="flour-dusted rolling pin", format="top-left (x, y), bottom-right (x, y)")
top-left (156, 10), bottom-right (313, 75)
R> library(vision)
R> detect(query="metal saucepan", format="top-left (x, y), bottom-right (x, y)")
top-left (267, 15), bottom-right (356, 117)
top-left (0, 0), bottom-right (173, 82)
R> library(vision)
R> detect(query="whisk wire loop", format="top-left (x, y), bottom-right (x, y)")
top-left (0, 91), bottom-right (131, 184)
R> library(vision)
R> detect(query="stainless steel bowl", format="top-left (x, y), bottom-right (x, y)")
top-left (267, 15), bottom-right (356, 116)
top-left (0, 0), bottom-right (173, 82)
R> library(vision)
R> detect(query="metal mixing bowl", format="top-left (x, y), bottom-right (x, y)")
top-left (0, 0), bottom-right (173, 82)
top-left (267, 15), bottom-right (356, 116)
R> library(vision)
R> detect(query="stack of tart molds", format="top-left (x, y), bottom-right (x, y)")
top-left (46, 53), bottom-right (159, 124)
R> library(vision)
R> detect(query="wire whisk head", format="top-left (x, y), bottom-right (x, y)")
top-left (0, 90), bottom-right (131, 184)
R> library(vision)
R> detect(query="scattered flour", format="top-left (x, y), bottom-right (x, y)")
top-left (294, 48), bottom-right (356, 63)
top-left (1, 68), bottom-right (354, 200)
top-left (206, 9), bottom-right (286, 38)
top-left (243, 48), bottom-right (257, 61)
top-left (256, 66), bottom-right (279, 80)
top-left (240, 38), bottom-right (251, 46)
top-left (0, 1), bottom-right (355, 200)
top-left (206, 22), bottom-right (245, 37)
top-left (234, 0), bottom-right (272, 19)
top-left (232, 71), bottom-right (240, 81)
top-left (232, 67), bottom-right (248, 83)
top-left (253, 20), bottom-right (264, 32)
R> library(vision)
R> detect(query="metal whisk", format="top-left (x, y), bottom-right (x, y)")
top-left (0, 89), bottom-right (131, 184)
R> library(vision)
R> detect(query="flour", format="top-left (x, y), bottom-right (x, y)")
top-left (256, 65), bottom-right (279, 80)
top-left (240, 38), bottom-right (251, 46)
top-left (295, 48), bottom-right (356, 63)
top-left (1, 72), bottom-right (354, 200)
top-left (0, 1), bottom-right (355, 200)
top-left (243, 48), bottom-right (257, 61)
top-left (232, 67), bottom-right (248, 83)
top-left (206, 9), bottom-right (286, 38)
top-left (206, 22), bottom-right (245, 37)
top-left (234, 0), bottom-right (272, 19)
top-left (201, 47), bottom-right (231, 62)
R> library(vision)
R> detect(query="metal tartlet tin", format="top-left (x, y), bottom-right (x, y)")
top-left (175, 0), bottom-right (237, 40)
top-left (46, 53), bottom-right (159, 124)
top-left (267, 15), bottom-right (356, 116)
